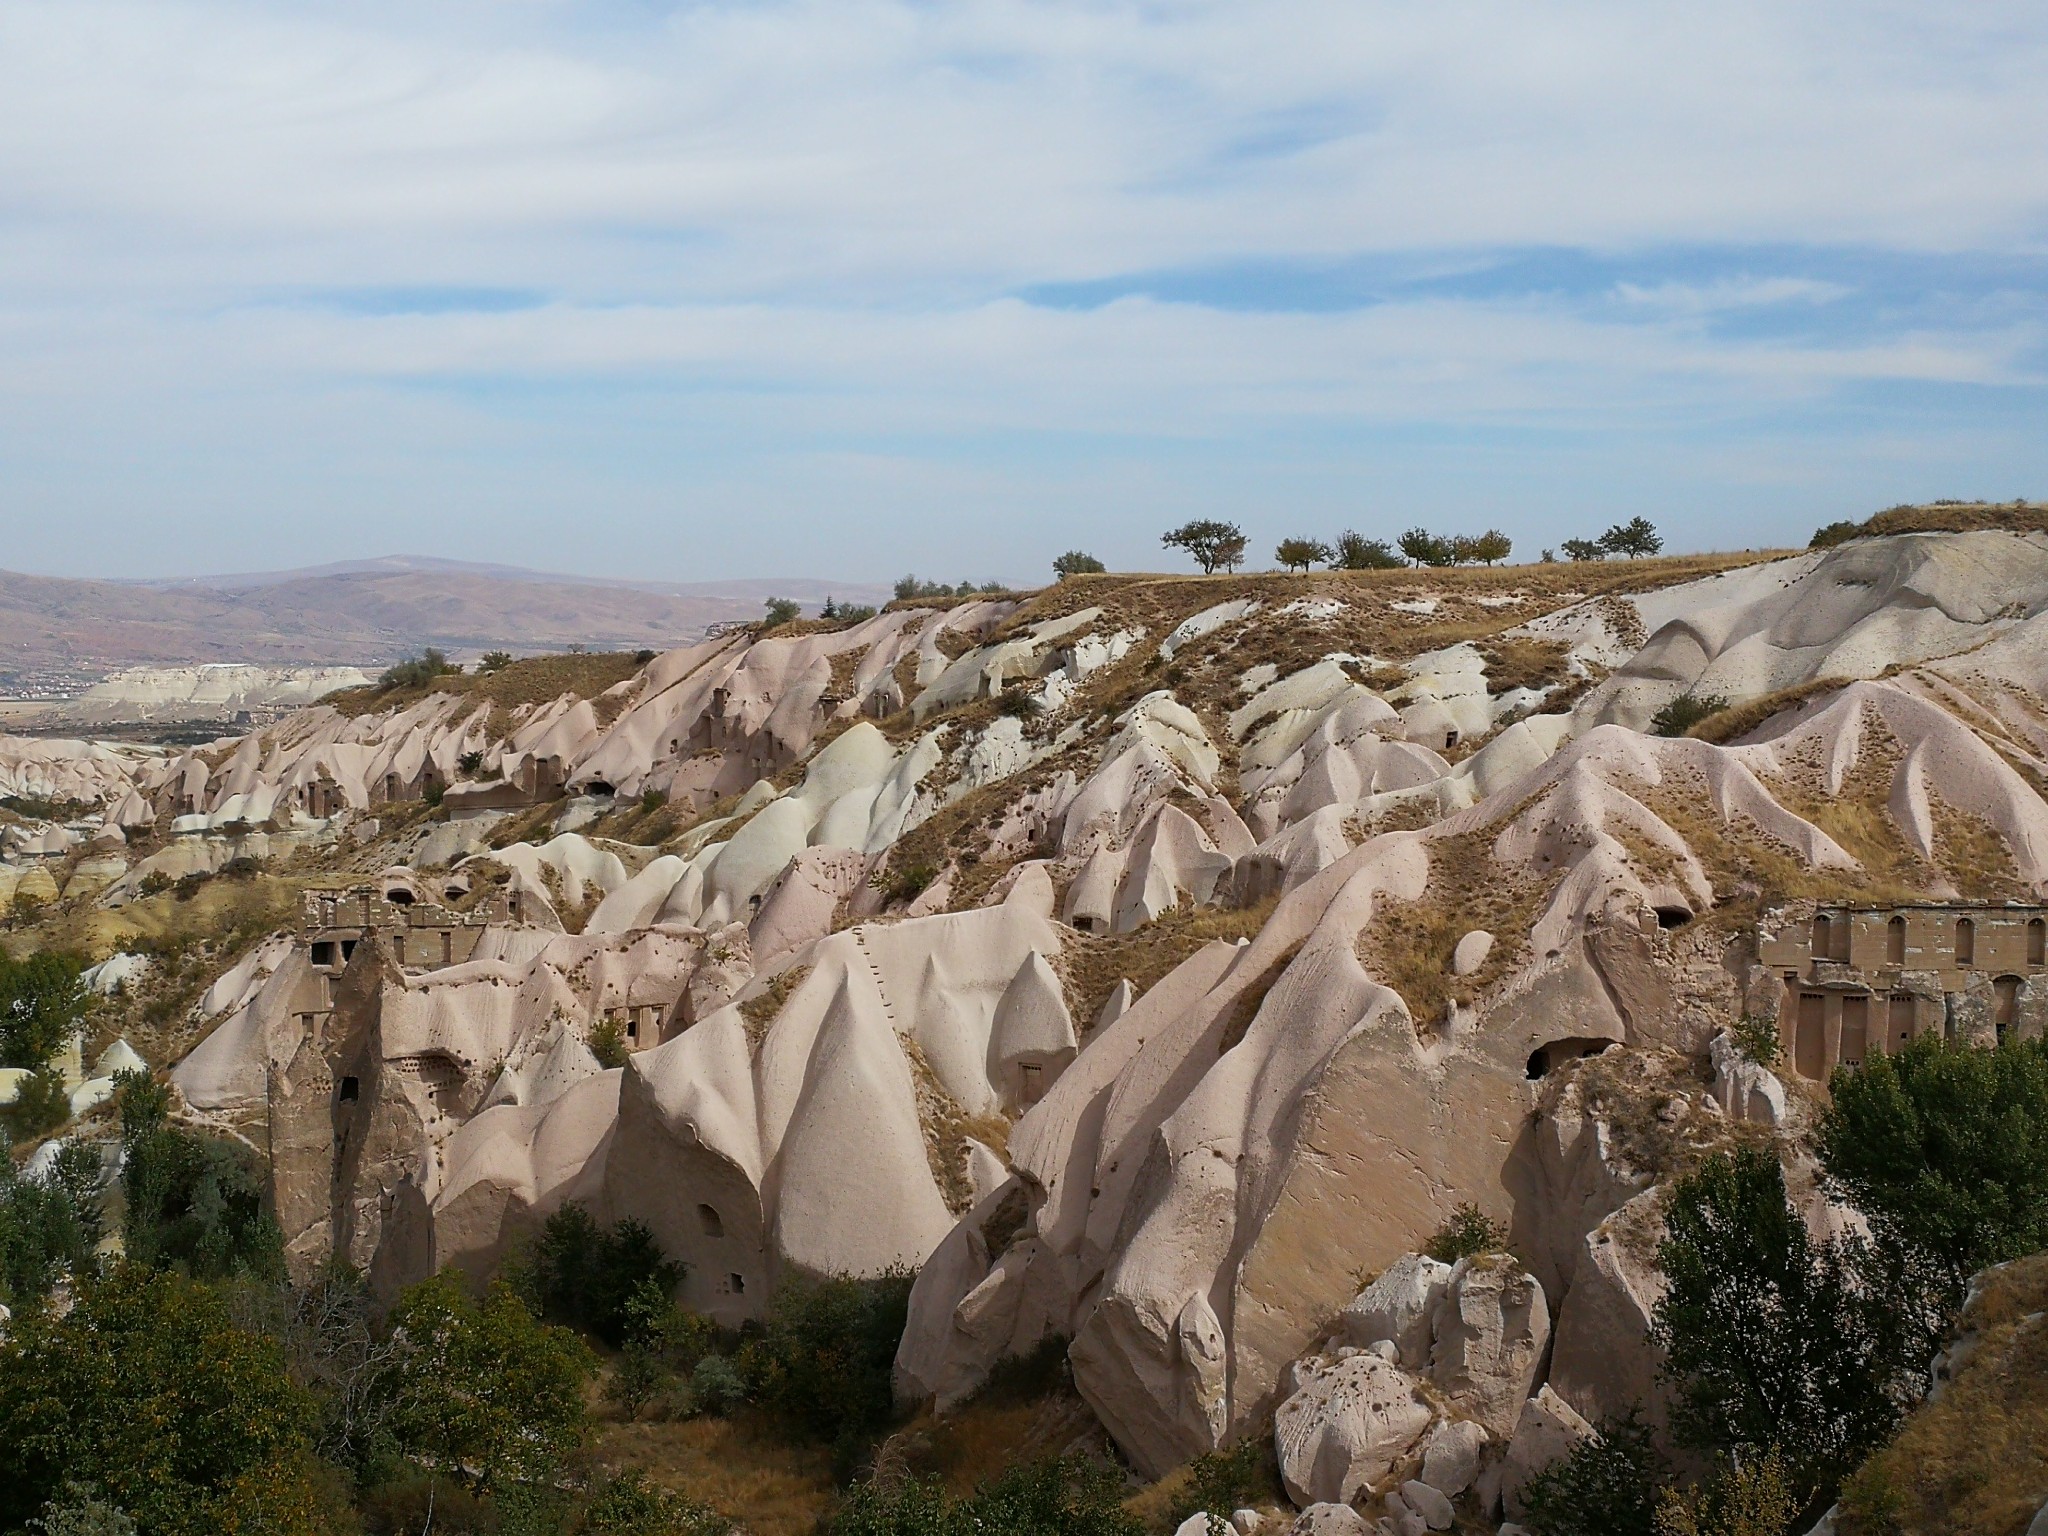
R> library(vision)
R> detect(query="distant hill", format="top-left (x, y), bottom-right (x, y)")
top-left (0, 559), bottom-right (895, 686)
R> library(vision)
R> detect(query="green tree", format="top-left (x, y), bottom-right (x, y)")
top-left (377, 1272), bottom-right (593, 1495)
top-left (1469, 529), bottom-right (1513, 565)
top-left (5, 1068), bottom-right (72, 1139)
top-left (1425, 1202), bottom-right (1505, 1263)
top-left (830, 1456), bottom-right (1138, 1536)
top-left (1601, 517), bottom-right (1664, 558)
top-left (0, 1143), bottom-right (102, 1308)
top-left (1649, 693), bottom-right (1729, 738)
top-left (1334, 531), bottom-right (1402, 569)
top-left (377, 649), bottom-right (458, 691)
top-left (1398, 528), bottom-right (1454, 567)
top-left (1562, 537), bottom-right (1607, 562)
top-left (1819, 1034), bottom-right (2048, 1294)
top-left (739, 1271), bottom-right (914, 1449)
top-left (119, 1072), bottom-right (282, 1283)
top-left (1652, 1149), bottom-right (1905, 1509)
top-left (1274, 537), bottom-right (1334, 572)
top-left (0, 950), bottom-right (85, 1070)
top-left (0, 1264), bottom-right (321, 1536)
top-left (762, 597), bottom-right (803, 628)
top-left (579, 1470), bottom-right (730, 1535)
top-left (515, 1202), bottom-right (684, 1348)
top-left (1519, 1409), bottom-right (1665, 1536)
top-left (1052, 551), bottom-right (1106, 578)
top-left (477, 650), bottom-right (515, 673)
top-left (1653, 1449), bottom-right (1799, 1536)
top-left (1161, 520), bottom-right (1248, 574)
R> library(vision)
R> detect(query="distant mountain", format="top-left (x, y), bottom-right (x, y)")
top-left (0, 559), bottom-right (895, 685)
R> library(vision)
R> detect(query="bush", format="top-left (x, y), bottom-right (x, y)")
top-left (377, 649), bottom-right (458, 691)
top-left (1819, 1034), bottom-right (2048, 1296)
top-left (478, 650), bottom-right (514, 673)
top-left (1650, 693), bottom-right (1728, 737)
top-left (822, 597), bottom-right (880, 624)
top-left (873, 863), bottom-right (937, 904)
top-left (1652, 1449), bottom-right (1799, 1536)
top-left (516, 1203), bottom-right (684, 1349)
top-left (1425, 1202), bottom-right (1505, 1263)
top-left (689, 1352), bottom-right (751, 1417)
top-left (739, 1271), bottom-right (914, 1447)
top-left (996, 688), bottom-right (1044, 719)
top-left (589, 1017), bottom-right (631, 1070)
top-left (1562, 537), bottom-right (1606, 562)
top-left (1168, 1438), bottom-right (1268, 1532)
top-left (1729, 1015), bottom-right (1780, 1068)
top-left (1052, 551), bottom-right (1106, 578)
top-left (1334, 531), bottom-right (1402, 569)
top-left (831, 1456), bottom-right (1139, 1536)
top-left (0, 1263), bottom-right (322, 1536)
top-left (579, 1470), bottom-right (730, 1536)
top-left (1519, 1409), bottom-right (1665, 1536)
top-left (0, 950), bottom-right (86, 1070)
top-left (1810, 521), bottom-right (1861, 550)
top-left (5, 1068), bottom-right (72, 1140)
top-left (762, 597), bottom-right (803, 629)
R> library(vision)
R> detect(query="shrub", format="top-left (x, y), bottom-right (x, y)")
top-left (1334, 531), bottom-right (1402, 569)
top-left (580, 1470), bottom-right (730, 1536)
top-left (1161, 520), bottom-right (1248, 574)
top-left (1818, 1034), bottom-right (2048, 1296)
top-left (1652, 1449), bottom-right (1799, 1536)
top-left (1052, 551), bottom-right (1106, 578)
top-left (0, 1263), bottom-right (321, 1536)
top-left (1169, 1438), bottom-right (1269, 1533)
top-left (1519, 1408), bottom-right (1665, 1536)
top-left (1729, 1015), bottom-right (1780, 1068)
top-left (377, 649), bottom-right (458, 691)
top-left (831, 1456), bottom-right (1139, 1536)
top-left (1810, 521), bottom-right (1861, 550)
top-left (477, 650), bottom-right (514, 673)
top-left (996, 688), bottom-right (1044, 719)
top-left (1425, 1202), bottom-right (1505, 1263)
top-left (689, 1353), bottom-right (751, 1417)
top-left (634, 648), bottom-right (658, 665)
top-left (0, 950), bottom-right (86, 1070)
top-left (29, 1483), bottom-right (137, 1535)
top-left (5, 1069), bottom-right (72, 1140)
top-left (589, 1017), bottom-right (631, 1070)
top-left (1275, 537), bottom-right (1333, 572)
top-left (822, 599), bottom-right (879, 624)
top-left (873, 863), bottom-right (937, 904)
top-left (739, 1271), bottom-right (914, 1447)
top-left (515, 1203), bottom-right (684, 1349)
top-left (762, 597), bottom-right (803, 629)
top-left (1650, 693), bottom-right (1728, 737)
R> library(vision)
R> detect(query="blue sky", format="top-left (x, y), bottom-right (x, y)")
top-left (2, 0), bottom-right (2045, 583)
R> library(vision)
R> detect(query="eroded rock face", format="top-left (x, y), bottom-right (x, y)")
top-left (1342, 1255), bottom-right (1454, 1369)
top-left (1500, 1385), bottom-right (1594, 1520)
top-left (1286, 1505), bottom-right (1373, 1536)
top-left (1273, 1353), bottom-right (1435, 1507)
top-left (1428, 1258), bottom-right (1551, 1441)
top-left (1417, 1418), bottom-right (1488, 1498)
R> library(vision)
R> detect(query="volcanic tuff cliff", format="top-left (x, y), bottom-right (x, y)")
top-left (11, 526), bottom-right (2048, 1492)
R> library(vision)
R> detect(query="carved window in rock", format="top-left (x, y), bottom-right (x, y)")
top-left (1957, 918), bottom-right (1976, 967)
top-left (1840, 994), bottom-right (1869, 1067)
top-left (1994, 976), bottom-right (2021, 1042)
top-left (2031, 919), bottom-right (2045, 967)
top-left (1887, 916), bottom-right (1906, 966)
top-left (1794, 993), bottom-right (1826, 1080)
top-left (698, 1204), bottom-right (724, 1238)
top-left (1812, 914), bottom-right (1833, 960)
top-left (1887, 994), bottom-right (1915, 1053)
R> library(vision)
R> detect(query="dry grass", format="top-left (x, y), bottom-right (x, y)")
top-left (1053, 895), bottom-right (1280, 1032)
top-left (1852, 500), bottom-right (2048, 540)
top-left (1683, 677), bottom-right (1848, 745)
top-left (324, 650), bottom-right (647, 722)
top-left (590, 1412), bottom-right (838, 1536)
top-left (1836, 1253), bottom-right (2048, 1536)
top-left (1476, 635), bottom-right (1573, 694)
top-left (737, 964), bottom-right (810, 1049)
top-left (901, 1034), bottom-right (1011, 1214)
top-left (1352, 830), bottom-right (1549, 1030)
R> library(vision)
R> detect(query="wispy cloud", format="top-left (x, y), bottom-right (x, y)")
top-left (0, 0), bottom-right (2045, 580)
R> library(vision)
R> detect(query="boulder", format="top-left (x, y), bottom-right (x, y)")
top-left (1499, 1386), bottom-right (1593, 1521)
top-left (1429, 1258), bottom-right (1550, 1439)
top-left (1274, 1353), bottom-right (1436, 1507)
top-left (1451, 930), bottom-right (1494, 976)
top-left (1417, 1418), bottom-right (1487, 1498)
top-left (1286, 1505), bottom-right (1373, 1536)
top-left (1397, 1479), bottom-right (1454, 1530)
top-left (1708, 1029), bottom-right (1788, 1127)
top-left (1342, 1254), bottom-right (1453, 1368)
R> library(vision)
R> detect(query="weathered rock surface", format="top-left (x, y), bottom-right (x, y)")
top-left (1274, 1352), bottom-right (1435, 1507)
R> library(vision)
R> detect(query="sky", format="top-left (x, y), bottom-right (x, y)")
top-left (2, 0), bottom-right (2045, 585)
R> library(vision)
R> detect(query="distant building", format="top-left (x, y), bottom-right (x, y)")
top-left (1757, 903), bottom-right (2048, 1079)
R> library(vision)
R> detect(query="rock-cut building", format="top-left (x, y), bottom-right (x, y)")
top-left (1758, 902), bottom-right (2048, 1079)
